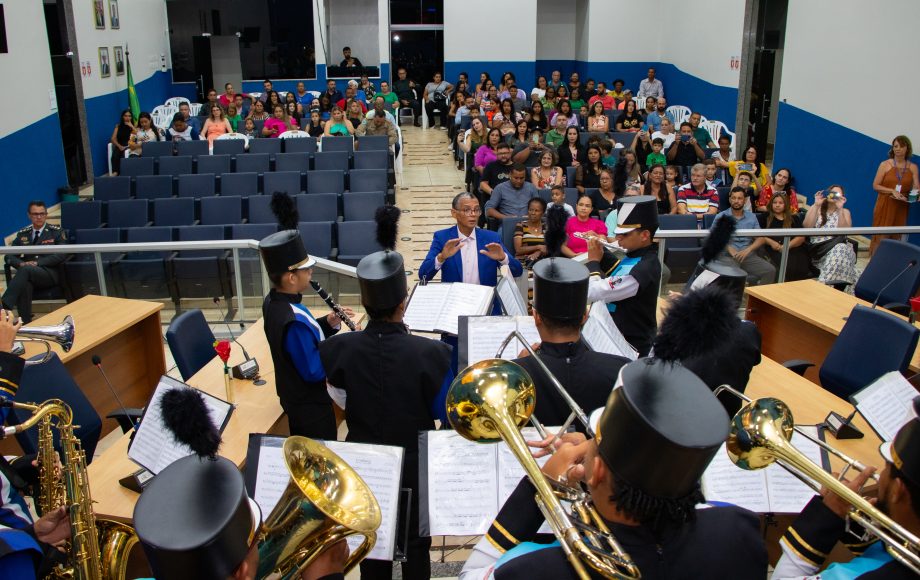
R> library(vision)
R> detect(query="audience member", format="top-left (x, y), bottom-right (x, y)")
top-left (323, 79), bottom-right (344, 105)
top-left (870, 135), bottom-right (919, 255)
top-left (357, 112), bottom-right (399, 156)
top-left (340, 46), bottom-right (362, 68)
top-left (424, 72), bottom-right (453, 129)
top-left (615, 99), bottom-right (643, 132)
top-left (618, 149), bottom-right (644, 188)
top-left (109, 109), bottom-right (134, 174)
top-left (651, 117), bottom-right (677, 149)
top-left (803, 186), bottom-right (857, 290)
top-left (616, 89), bottom-right (634, 110)
top-left (480, 141), bottom-right (515, 202)
top-left (647, 97), bottom-right (671, 129)
top-left (247, 99), bottom-right (269, 121)
top-left (266, 90), bottom-right (284, 115)
top-left (582, 78), bottom-right (597, 98)
top-left (323, 106), bottom-right (354, 137)
top-left (227, 104), bottom-right (243, 131)
top-left (507, 119), bottom-right (531, 150)
top-left (603, 184), bottom-right (643, 235)
top-left (590, 168), bottom-right (617, 217)
top-left (526, 100), bottom-right (549, 132)
top-left (233, 93), bottom-right (250, 119)
top-left (201, 88), bottom-right (220, 114)
top-left (261, 104), bottom-right (295, 138)
top-left (575, 144), bottom-right (606, 192)
top-left (555, 127), bottom-right (582, 170)
top-left (759, 193), bottom-right (814, 281)
top-left (544, 115), bottom-right (569, 149)
top-left (178, 102), bottom-right (202, 133)
top-left (608, 79), bottom-right (627, 102)
top-left (568, 87), bottom-right (586, 112)
top-left (476, 72), bottom-right (493, 99)
top-left (703, 158), bottom-right (725, 188)
top-left (336, 86), bottom-right (368, 114)
top-left (242, 118), bottom-right (258, 139)
top-left (711, 134), bottom-right (734, 164)
top-left (293, 81), bottom-right (313, 108)
top-left (378, 81), bottom-right (399, 114)
top-left (667, 122), bottom-right (705, 166)
top-left (127, 111), bottom-right (161, 155)
top-left (726, 145), bottom-right (772, 193)
top-left (666, 164), bottom-right (682, 192)
top-left (164, 112), bottom-right (200, 141)
top-left (549, 185), bottom-right (575, 217)
top-left (688, 111), bottom-right (715, 147)
top-left (3, 201), bottom-right (65, 323)
top-left (485, 164), bottom-right (539, 223)
top-left (549, 100), bottom-right (578, 128)
top-left (218, 82), bottom-right (237, 108)
top-left (712, 187), bottom-right (776, 285)
top-left (258, 79), bottom-right (274, 103)
top-left (531, 149), bottom-right (564, 189)
top-left (345, 99), bottom-right (366, 130)
top-left (492, 98), bottom-right (522, 137)
top-left (305, 110), bottom-right (325, 137)
top-left (474, 128), bottom-right (504, 176)
top-left (645, 164), bottom-right (677, 214)
top-left (359, 74), bottom-right (376, 103)
top-left (637, 67), bottom-right (665, 99)
top-left (564, 194), bottom-right (608, 255)
top-left (548, 70), bottom-right (564, 90)
top-left (677, 163), bottom-right (719, 222)
top-left (730, 171), bottom-right (758, 211)
top-left (588, 86), bottom-right (615, 111)
top-left (513, 197), bottom-right (548, 266)
top-left (587, 101), bottom-right (609, 133)
top-left (641, 97), bottom-right (660, 131)
top-left (459, 117), bottom-right (488, 162)
top-left (202, 105), bottom-right (233, 146)
top-left (530, 75), bottom-right (548, 99)
top-left (646, 138), bottom-right (667, 167)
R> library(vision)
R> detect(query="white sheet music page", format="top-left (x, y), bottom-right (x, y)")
top-left (436, 283), bottom-right (495, 335)
top-left (497, 270), bottom-right (527, 316)
top-left (853, 371), bottom-right (919, 441)
top-left (465, 317), bottom-right (519, 365)
top-left (251, 437), bottom-right (289, 518)
top-left (701, 442), bottom-right (771, 513)
top-left (585, 301), bottom-right (639, 360)
top-left (127, 378), bottom-right (233, 474)
top-left (325, 441), bottom-right (404, 561)
top-left (765, 428), bottom-right (824, 513)
top-left (403, 283), bottom-right (452, 333)
top-left (425, 431), bottom-right (499, 536)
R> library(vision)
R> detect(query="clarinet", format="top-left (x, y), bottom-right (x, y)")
top-left (310, 281), bottom-right (358, 331)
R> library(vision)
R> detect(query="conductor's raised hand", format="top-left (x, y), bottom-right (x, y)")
top-left (480, 242), bottom-right (507, 262)
top-left (437, 238), bottom-right (463, 262)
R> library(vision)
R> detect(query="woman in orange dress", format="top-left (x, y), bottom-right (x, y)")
top-left (870, 135), bottom-right (920, 256)
top-left (201, 105), bottom-right (232, 147)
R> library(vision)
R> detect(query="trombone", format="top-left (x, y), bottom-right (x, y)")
top-left (716, 385), bottom-right (920, 574)
top-left (10, 315), bottom-right (75, 365)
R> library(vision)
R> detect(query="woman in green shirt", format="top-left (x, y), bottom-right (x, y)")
top-left (226, 104), bottom-right (242, 132)
top-left (568, 87), bottom-right (585, 112)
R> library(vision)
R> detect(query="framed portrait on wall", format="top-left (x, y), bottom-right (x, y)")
top-left (0, 5), bottom-right (8, 54)
top-left (93, 0), bottom-right (105, 29)
top-left (114, 46), bottom-right (124, 76)
top-left (109, 0), bottom-right (119, 29)
top-left (99, 47), bottom-right (111, 78)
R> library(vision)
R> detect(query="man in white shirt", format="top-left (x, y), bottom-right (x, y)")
top-left (637, 67), bottom-right (665, 99)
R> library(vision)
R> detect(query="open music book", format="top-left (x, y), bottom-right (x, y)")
top-left (127, 376), bottom-right (234, 475)
top-left (419, 429), bottom-right (552, 536)
top-left (403, 282), bottom-right (495, 335)
top-left (852, 371), bottom-right (919, 441)
top-left (244, 435), bottom-right (405, 561)
top-left (582, 301), bottom-right (639, 360)
top-left (496, 268), bottom-right (528, 317)
top-left (701, 426), bottom-right (828, 513)
top-left (458, 316), bottom-right (541, 368)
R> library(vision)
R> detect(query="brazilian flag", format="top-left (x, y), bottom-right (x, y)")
top-left (126, 47), bottom-right (140, 122)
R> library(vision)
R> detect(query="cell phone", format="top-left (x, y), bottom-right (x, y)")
top-left (680, 134), bottom-right (690, 142)
top-left (641, 124), bottom-right (649, 132)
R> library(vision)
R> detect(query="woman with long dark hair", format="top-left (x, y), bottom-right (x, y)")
top-left (587, 101), bottom-right (609, 133)
top-left (759, 193), bottom-right (814, 281)
top-left (644, 164), bottom-right (677, 214)
top-left (616, 99), bottom-right (643, 132)
top-left (575, 144), bottom-right (606, 193)
top-left (492, 98), bottom-right (522, 137)
top-left (109, 109), bottom-right (135, 174)
top-left (757, 167), bottom-right (799, 213)
top-left (526, 100), bottom-right (548, 132)
top-left (128, 111), bottom-right (161, 155)
top-left (557, 126), bottom-right (584, 169)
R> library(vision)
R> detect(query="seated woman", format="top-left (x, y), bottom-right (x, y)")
top-left (568, 87), bottom-right (586, 113)
top-left (757, 167), bottom-right (800, 213)
top-left (644, 164), bottom-right (677, 214)
top-left (548, 99), bottom-right (578, 128)
top-left (226, 103), bottom-right (243, 132)
top-left (541, 86), bottom-right (557, 112)
top-left (305, 110), bottom-right (325, 137)
top-left (474, 128), bottom-right (503, 174)
top-left (480, 85), bottom-right (500, 122)
top-left (323, 106), bottom-right (354, 137)
top-left (590, 168), bottom-right (617, 217)
top-left (615, 99), bottom-right (643, 132)
top-left (651, 117), bottom-right (677, 149)
top-left (803, 185), bottom-right (858, 291)
top-left (557, 126), bottom-right (584, 169)
top-left (247, 99), bottom-right (270, 121)
top-left (345, 99), bottom-right (366, 131)
top-left (514, 197), bottom-right (548, 267)
top-left (725, 145), bottom-right (772, 191)
top-left (619, 149), bottom-right (644, 186)
top-left (492, 98), bottom-right (522, 138)
top-left (525, 100), bottom-right (548, 133)
top-left (531, 149), bottom-right (564, 189)
top-left (127, 112), bottom-right (160, 156)
top-left (575, 144), bottom-right (606, 193)
top-left (263, 104), bottom-right (297, 138)
top-left (284, 101), bottom-right (302, 126)
top-left (475, 73), bottom-right (492, 101)
top-left (530, 76), bottom-right (548, 100)
top-left (759, 192), bottom-right (814, 281)
top-left (201, 105), bottom-right (232, 146)
top-left (563, 194), bottom-right (608, 256)
top-left (459, 116), bottom-right (488, 160)
top-left (508, 119), bottom-right (530, 149)
top-left (586, 101), bottom-right (609, 133)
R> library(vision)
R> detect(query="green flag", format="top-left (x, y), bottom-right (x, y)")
top-left (126, 48), bottom-right (140, 122)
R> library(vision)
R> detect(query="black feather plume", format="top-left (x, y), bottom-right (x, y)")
top-left (544, 205), bottom-right (568, 258)
top-left (700, 214), bottom-right (736, 264)
top-left (160, 388), bottom-right (221, 458)
top-left (653, 285), bottom-right (740, 363)
top-left (270, 192), bottom-right (299, 231)
top-left (375, 205), bottom-right (400, 251)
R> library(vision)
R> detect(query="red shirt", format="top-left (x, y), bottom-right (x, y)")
top-left (336, 99), bottom-right (367, 114)
top-left (588, 94), bottom-right (615, 111)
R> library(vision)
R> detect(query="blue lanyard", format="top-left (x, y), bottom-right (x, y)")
top-left (894, 160), bottom-right (906, 184)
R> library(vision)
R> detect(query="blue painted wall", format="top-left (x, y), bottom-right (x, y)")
top-left (0, 115), bottom-right (69, 235)
top-left (239, 64), bottom-right (392, 97)
top-left (86, 70), bottom-right (175, 177)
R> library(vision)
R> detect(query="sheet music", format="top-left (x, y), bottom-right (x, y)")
top-left (853, 371), bottom-right (919, 441)
top-left (251, 438), bottom-right (289, 517)
top-left (766, 430), bottom-right (824, 514)
top-left (496, 427), bottom-right (553, 535)
top-left (403, 283), bottom-right (452, 332)
top-left (584, 301), bottom-right (639, 360)
top-left (497, 271), bottom-right (527, 317)
top-left (425, 431), bottom-right (499, 536)
top-left (464, 316), bottom-right (541, 366)
top-left (436, 284), bottom-right (495, 335)
top-left (128, 377), bottom-right (233, 474)
top-left (325, 441), bottom-right (404, 561)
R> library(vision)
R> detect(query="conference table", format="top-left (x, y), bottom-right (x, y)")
top-left (745, 279), bottom-right (920, 383)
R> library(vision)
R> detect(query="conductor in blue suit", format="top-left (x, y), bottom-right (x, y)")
top-left (418, 192), bottom-right (524, 370)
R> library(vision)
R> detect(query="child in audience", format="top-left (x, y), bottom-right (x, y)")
top-left (646, 138), bottom-right (666, 167)
top-left (242, 118), bottom-right (257, 139)
top-left (600, 141), bottom-right (617, 167)
top-left (732, 170), bottom-right (758, 211)
top-left (666, 165), bottom-right (682, 191)
top-left (549, 185), bottom-right (575, 217)
top-left (704, 158), bottom-right (724, 187)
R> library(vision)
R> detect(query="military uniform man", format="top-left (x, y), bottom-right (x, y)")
top-left (513, 257), bottom-right (629, 430)
top-left (3, 201), bottom-right (66, 323)
top-left (320, 208), bottom-right (452, 580)
top-left (586, 196), bottom-right (661, 356)
top-left (259, 230), bottom-right (348, 439)
top-left (460, 359), bottom-right (768, 579)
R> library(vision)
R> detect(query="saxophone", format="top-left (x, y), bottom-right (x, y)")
top-left (4, 400), bottom-right (139, 579)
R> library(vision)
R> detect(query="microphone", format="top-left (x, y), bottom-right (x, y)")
top-left (824, 405), bottom-right (864, 440)
top-left (212, 298), bottom-right (263, 384)
top-left (871, 260), bottom-right (918, 310)
top-left (93, 354), bottom-right (137, 431)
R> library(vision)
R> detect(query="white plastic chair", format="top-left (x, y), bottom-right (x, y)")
top-left (632, 96), bottom-right (644, 109)
top-left (214, 132), bottom-right (250, 153)
top-left (151, 105), bottom-right (176, 130)
top-left (277, 91), bottom-right (289, 100)
top-left (666, 105), bottom-right (691, 125)
top-left (248, 92), bottom-right (263, 101)
top-left (702, 120), bottom-right (727, 144)
top-left (189, 103), bottom-right (203, 116)
top-left (165, 97), bottom-right (190, 109)
top-left (307, 91), bottom-right (321, 99)
top-left (278, 130), bottom-right (309, 139)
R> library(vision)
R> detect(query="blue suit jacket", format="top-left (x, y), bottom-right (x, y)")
top-left (418, 226), bottom-right (523, 287)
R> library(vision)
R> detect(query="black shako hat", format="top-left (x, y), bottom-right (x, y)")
top-left (614, 195), bottom-right (659, 234)
top-left (880, 397), bottom-right (920, 488)
top-left (133, 454), bottom-right (260, 580)
top-left (357, 250), bottom-right (407, 310)
top-left (685, 259), bottom-right (748, 305)
top-left (259, 230), bottom-right (316, 276)
top-left (594, 359), bottom-right (729, 498)
top-left (532, 257), bottom-right (589, 321)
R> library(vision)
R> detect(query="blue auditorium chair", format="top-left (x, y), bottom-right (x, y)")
top-left (63, 227), bottom-right (121, 299)
top-left (306, 170), bottom-right (345, 194)
top-left (228, 223), bottom-right (277, 296)
top-left (197, 155), bottom-right (231, 176)
top-left (165, 310), bottom-right (217, 381)
top-left (106, 199), bottom-right (150, 228)
top-left (313, 151), bottom-right (349, 172)
top-left (275, 152), bottom-right (310, 173)
top-left (853, 239), bottom-right (920, 314)
top-left (264, 171), bottom-right (304, 196)
top-left (94, 176), bottom-right (132, 201)
top-left (349, 169), bottom-right (387, 193)
top-left (157, 155), bottom-right (193, 177)
top-left (170, 225), bottom-right (231, 308)
top-left (321, 136), bottom-right (354, 153)
top-left (658, 214), bottom-right (702, 284)
top-left (283, 137), bottom-right (317, 154)
top-left (120, 157), bottom-right (155, 177)
top-left (235, 153), bottom-right (270, 174)
top-left (141, 141), bottom-right (174, 158)
top-left (248, 139), bottom-right (281, 156)
top-left (246, 195), bottom-right (276, 224)
top-left (213, 139), bottom-right (246, 156)
top-left (356, 135), bottom-right (389, 151)
top-left (176, 140), bottom-right (209, 159)
top-left (298, 222), bottom-right (336, 261)
top-left (61, 201), bottom-right (103, 239)
top-left (134, 175), bottom-right (174, 200)
top-left (153, 197), bottom-right (196, 227)
top-left (296, 193), bottom-right (339, 223)
top-left (200, 195), bottom-right (243, 226)
top-left (353, 150), bottom-right (389, 170)
top-left (177, 173), bottom-right (216, 198)
top-left (115, 226), bottom-right (176, 300)
top-left (220, 172), bottom-right (259, 197)
top-left (343, 192), bottom-right (384, 221)
top-left (336, 221), bottom-right (383, 266)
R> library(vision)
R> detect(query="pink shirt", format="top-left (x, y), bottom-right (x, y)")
top-left (565, 216), bottom-right (607, 254)
top-left (474, 146), bottom-right (497, 169)
top-left (263, 117), bottom-right (293, 137)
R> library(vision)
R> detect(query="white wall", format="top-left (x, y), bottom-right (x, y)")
top-left (326, 0), bottom-right (380, 67)
top-left (536, 0), bottom-right (576, 61)
top-left (574, 0), bottom-right (589, 61)
top-left (75, 0), bottom-right (170, 99)
top-left (445, 0), bottom-right (538, 63)
top-left (585, 0), bottom-right (660, 62)
top-left (658, 0), bottom-right (743, 88)
top-left (781, 0), bottom-right (920, 143)
top-left (0, 1), bottom-right (56, 136)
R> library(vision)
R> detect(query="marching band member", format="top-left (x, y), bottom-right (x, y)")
top-left (460, 359), bottom-right (767, 579)
top-left (585, 196), bottom-right (661, 356)
top-left (774, 401), bottom-right (920, 579)
top-left (260, 194), bottom-right (352, 439)
top-left (320, 207), bottom-right (452, 580)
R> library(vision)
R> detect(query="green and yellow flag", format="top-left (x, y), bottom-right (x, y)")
top-left (126, 47), bottom-right (140, 122)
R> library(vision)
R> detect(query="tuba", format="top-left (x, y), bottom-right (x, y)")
top-left (10, 315), bottom-right (75, 365)
top-left (717, 386), bottom-right (920, 575)
top-left (256, 436), bottom-right (381, 580)
top-left (447, 359), bottom-right (641, 580)
top-left (3, 399), bottom-right (138, 579)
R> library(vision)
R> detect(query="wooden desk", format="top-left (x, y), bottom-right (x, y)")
top-left (745, 280), bottom-right (920, 383)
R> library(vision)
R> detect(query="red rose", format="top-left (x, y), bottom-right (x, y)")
top-left (213, 340), bottom-right (231, 363)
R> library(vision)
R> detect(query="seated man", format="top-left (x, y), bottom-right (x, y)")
top-left (323, 79), bottom-right (343, 104)
top-left (393, 67), bottom-right (421, 126)
top-left (480, 142), bottom-right (515, 202)
top-left (689, 111), bottom-right (715, 148)
top-left (460, 359), bottom-right (767, 579)
top-left (676, 163), bottom-right (719, 223)
top-left (177, 102), bottom-right (202, 133)
top-left (666, 122), bottom-right (705, 166)
top-left (485, 164), bottom-right (539, 227)
top-left (357, 109), bottom-right (400, 157)
top-left (336, 85), bottom-right (367, 113)
top-left (711, 187), bottom-right (776, 285)
top-left (3, 201), bottom-right (65, 323)
top-left (164, 112), bottom-right (201, 141)
top-left (588, 84), bottom-right (615, 110)
top-left (637, 67), bottom-right (665, 99)
top-left (340, 45), bottom-right (363, 68)
top-left (544, 114), bottom-right (568, 149)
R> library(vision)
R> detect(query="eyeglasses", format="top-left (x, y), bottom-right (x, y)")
top-left (456, 207), bottom-right (482, 216)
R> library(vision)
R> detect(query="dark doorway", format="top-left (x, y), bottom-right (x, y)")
top-left (746, 0), bottom-right (788, 160)
top-left (390, 29), bottom-right (443, 87)
top-left (44, 2), bottom-right (87, 186)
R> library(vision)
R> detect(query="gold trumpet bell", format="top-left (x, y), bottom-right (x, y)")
top-left (727, 397), bottom-right (796, 471)
top-left (257, 436), bottom-right (381, 579)
top-left (446, 359), bottom-right (535, 443)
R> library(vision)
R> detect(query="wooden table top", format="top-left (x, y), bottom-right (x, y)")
top-left (21, 295), bottom-right (163, 362)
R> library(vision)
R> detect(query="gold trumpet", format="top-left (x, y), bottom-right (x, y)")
top-left (10, 315), bottom-right (75, 364)
top-left (447, 359), bottom-right (641, 580)
top-left (717, 386), bottom-right (920, 574)
top-left (257, 436), bottom-right (381, 580)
